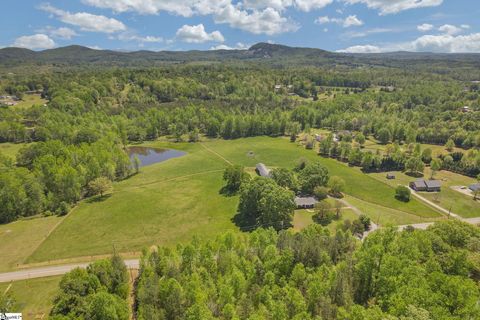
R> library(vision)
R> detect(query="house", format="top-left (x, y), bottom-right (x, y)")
top-left (274, 84), bottom-right (282, 91)
top-left (295, 196), bottom-right (317, 209)
top-left (469, 183), bottom-right (480, 192)
top-left (256, 163), bottom-right (271, 178)
top-left (409, 179), bottom-right (441, 192)
top-left (462, 106), bottom-right (471, 113)
top-left (386, 173), bottom-right (396, 180)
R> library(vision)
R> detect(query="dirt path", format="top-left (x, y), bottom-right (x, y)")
top-left (331, 196), bottom-right (379, 239)
top-left (200, 142), bottom-right (233, 165)
top-left (408, 187), bottom-right (462, 220)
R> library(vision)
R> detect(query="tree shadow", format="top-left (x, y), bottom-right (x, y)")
top-left (219, 186), bottom-right (237, 197)
top-left (231, 213), bottom-right (292, 232)
top-left (405, 172), bottom-right (424, 178)
top-left (86, 194), bottom-right (112, 203)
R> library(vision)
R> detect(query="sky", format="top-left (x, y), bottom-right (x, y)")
top-left (1, 0), bottom-right (479, 53)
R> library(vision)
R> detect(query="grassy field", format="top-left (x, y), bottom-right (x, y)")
top-left (0, 216), bottom-right (62, 272)
top-left (370, 168), bottom-right (480, 218)
top-left (0, 276), bottom-right (61, 319)
top-left (205, 137), bottom-right (441, 218)
top-left (27, 142), bottom-right (237, 262)
top-left (0, 142), bottom-right (29, 160)
top-left (20, 136), bottom-right (442, 264)
top-left (13, 94), bottom-right (47, 110)
top-left (292, 208), bottom-right (358, 233)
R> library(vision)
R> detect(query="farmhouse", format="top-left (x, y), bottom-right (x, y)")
top-left (295, 196), bottom-right (317, 209)
top-left (469, 183), bottom-right (480, 192)
top-left (256, 163), bottom-right (271, 178)
top-left (409, 179), bottom-right (442, 192)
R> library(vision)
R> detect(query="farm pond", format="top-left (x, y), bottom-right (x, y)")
top-left (127, 146), bottom-right (186, 167)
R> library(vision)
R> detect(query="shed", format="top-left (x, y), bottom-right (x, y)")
top-left (295, 197), bottom-right (317, 209)
top-left (425, 180), bottom-right (442, 192)
top-left (469, 183), bottom-right (480, 192)
top-left (256, 163), bottom-right (271, 178)
top-left (386, 173), bottom-right (396, 180)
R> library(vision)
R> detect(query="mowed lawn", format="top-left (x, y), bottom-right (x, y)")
top-left (293, 208), bottom-right (358, 233)
top-left (0, 216), bottom-right (62, 272)
top-left (205, 137), bottom-right (441, 218)
top-left (28, 142), bottom-right (237, 263)
top-left (370, 168), bottom-right (480, 218)
top-left (0, 276), bottom-right (61, 318)
top-left (0, 142), bottom-right (30, 160)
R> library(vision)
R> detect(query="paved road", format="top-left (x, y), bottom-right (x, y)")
top-left (0, 259), bottom-right (139, 283)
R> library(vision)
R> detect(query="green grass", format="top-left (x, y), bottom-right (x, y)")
top-left (293, 208), bottom-right (358, 233)
top-left (24, 136), bottom-right (442, 264)
top-left (0, 276), bottom-right (61, 318)
top-left (13, 94), bottom-right (47, 110)
top-left (0, 142), bottom-right (29, 160)
top-left (205, 137), bottom-right (441, 218)
top-left (28, 142), bottom-right (237, 262)
top-left (0, 216), bottom-right (62, 272)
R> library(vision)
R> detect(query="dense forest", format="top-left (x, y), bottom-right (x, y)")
top-left (0, 46), bottom-right (479, 223)
top-left (135, 221), bottom-right (480, 320)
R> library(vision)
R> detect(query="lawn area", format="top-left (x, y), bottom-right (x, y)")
top-left (369, 168), bottom-right (480, 218)
top-left (28, 142), bottom-right (238, 263)
top-left (13, 94), bottom-right (47, 110)
top-left (0, 142), bottom-right (29, 160)
top-left (0, 276), bottom-right (61, 319)
top-left (292, 207), bottom-right (358, 233)
top-left (205, 137), bottom-right (441, 218)
top-left (0, 216), bottom-right (62, 272)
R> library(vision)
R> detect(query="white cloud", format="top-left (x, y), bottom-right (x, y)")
top-left (82, 0), bottom-right (301, 35)
top-left (315, 15), bottom-right (363, 28)
top-left (344, 27), bottom-right (394, 38)
top-left (49, 27), bottom-right (78, 39)
top-left (294, 0), bottom-right (333, 11)
top-left (410, 33), bottom-right (480, 53)
top-left (461, 24), bottom-right (470, 29)
top-left (343, 0), bottom-right (443, 15)
top-left (417, 23), bottom-right (433, 32)
top-left (210, 42), bottom-right (250, 50)
top-left (13, 34), bottom-right (56, 50)
top-left (438, 24), bottom-right (462, 35)
top-left (176, 24), bottom-right (224, 43)
top-left (214, 5), bottom-right (299, 35)
top-left (116, 32), bottom-right (163, 43)
top-left (337, 44), bottom-right (381, 53)
top-left (40, 4), bottom-right (126, 33)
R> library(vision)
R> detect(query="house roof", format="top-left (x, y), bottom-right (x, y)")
top-left (386, 173), bottom-right (395, 177)
top-left (256, 163), bottom-right (270, 177)
top-left (412, 180), bottom-right (427, 188)
top-left (469, 183), bottom-right (480, 192)
top-left (295, 197), bottom-right (317, 206)
top-left (425, 180), bottom-right (442, 188)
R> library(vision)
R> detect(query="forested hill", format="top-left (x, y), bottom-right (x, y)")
top-left (1, 42), bottom-right (480, 70)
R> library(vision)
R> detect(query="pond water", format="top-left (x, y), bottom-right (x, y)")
top-left (127, 146), bottom-right (186, 167)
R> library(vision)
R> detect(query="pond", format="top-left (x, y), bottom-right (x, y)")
top-left (127, 146), bottom-right (186, 167)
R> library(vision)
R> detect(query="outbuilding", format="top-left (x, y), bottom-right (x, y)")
top-left (469, 183), bottom-right (480, 192)
top-left (409, 179), bottom-right (441, 192)
top-left (256, 163), bottom-right (271, 178)
top-left (295, 197), bottom-right (317, 209)
top-left (386, 173), bottom-right (396, 180)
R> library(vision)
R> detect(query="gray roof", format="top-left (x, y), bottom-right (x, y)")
top-left (425, 180), bottom-right (442, 188)
top-left (412, 180), bottom-right (427, 188)
top-left (469, 183), bottom-right (480, 192)
top-left (295, 197), bottom-right (317, 206)
top-left (256, 163), bottom-right (271, 177)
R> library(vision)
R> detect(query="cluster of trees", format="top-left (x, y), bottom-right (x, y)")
top-left (0, 137), bottom-right (130, 223)
top-left (135, 220), bottom-right (480, 320)
top-left (50, 255), bottom-right (129, 320)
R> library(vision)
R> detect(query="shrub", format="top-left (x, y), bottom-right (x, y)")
top-left (395, 185), bottom-right (411, 202)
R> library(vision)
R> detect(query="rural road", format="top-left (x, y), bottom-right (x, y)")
top-left (0, 259), bottom-right (139, 283)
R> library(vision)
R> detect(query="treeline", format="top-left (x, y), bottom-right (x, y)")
top-left (0, 136), bottom-right (130, 223)
top-left (50, 255), bottom-right (129, 320)
top-left (135, 221), bottom-right (480, 319)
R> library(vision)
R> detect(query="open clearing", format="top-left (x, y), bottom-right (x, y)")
top-left (0, 142), bottom-right (30, 160)
top-left (0, 216), bottom-right (62, 272)
top-left (0, 275), bottom-right (61, 318)
top-left (369, 168), bottom-right (480, 218)
top-left (16, 137), bottom-right (442, 265)
top-left (293, 208), bottom-right (358, 233)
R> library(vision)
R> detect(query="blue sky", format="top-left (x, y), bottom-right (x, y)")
top-left (1, 0), bottom-right (479, 53)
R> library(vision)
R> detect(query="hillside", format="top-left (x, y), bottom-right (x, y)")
top-left (2, 42), bottom-right (480, 70)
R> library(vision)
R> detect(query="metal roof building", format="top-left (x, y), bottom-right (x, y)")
top-left (256, 163), bottom-right (271, 178)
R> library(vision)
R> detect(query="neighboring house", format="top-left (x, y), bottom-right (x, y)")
top-left (469, 183), bottom-right (480, 192)
top-left (462, 106), bottom-right (471, 113)
top-left (256, 163), bottom-right (271, 178)
top-left (295, 196), bottom-right (317, 209)
top-left (386, 173), bottom-right (396, 180)
top-left (409, 179), bottom-right (441, 192)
